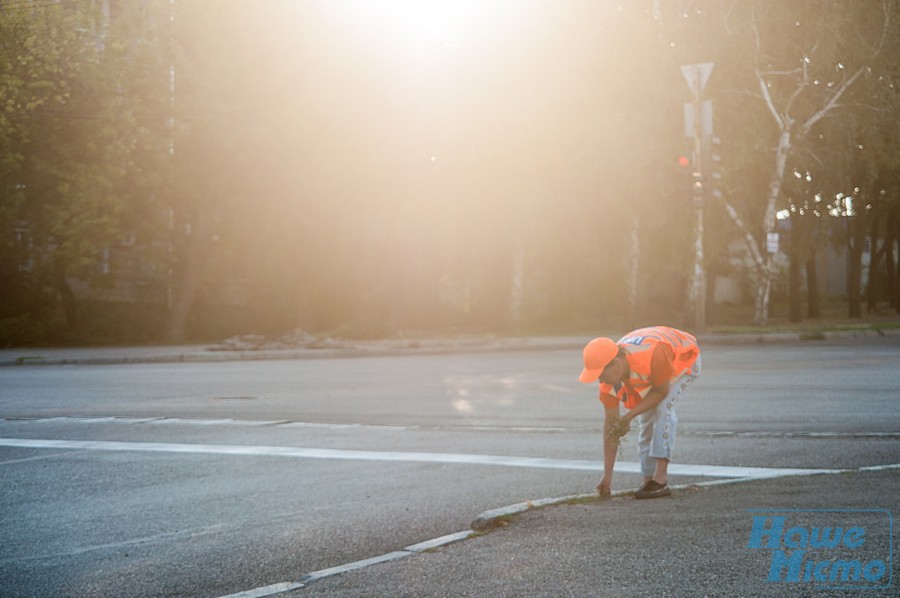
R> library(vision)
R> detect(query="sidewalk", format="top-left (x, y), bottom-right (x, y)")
top-left (2, 327), bottom-right (898, 366)
top-left (283, 467), bottom-right (899, 597)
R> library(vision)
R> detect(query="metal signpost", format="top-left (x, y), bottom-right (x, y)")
top-left (681, 62), bottom-right (714, 332)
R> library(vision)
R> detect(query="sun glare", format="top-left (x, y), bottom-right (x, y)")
top-left (320, 0), bottom-right (512, 50)
top-left (386, 0), bottom-right (460, 45)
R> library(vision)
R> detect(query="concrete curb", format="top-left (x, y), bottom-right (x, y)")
top-left (2, 327), bottom-right (898, 367)
top-left (471, 495), bottom-right (596, 532)
top-left (468, 463), bottom-right (900, 532)
top-left (702, 327), bottom-right (900, 345)
top-left (218, 463), bottom-right (899, 597)
top-left (218, 531), bottom-right (476, 597)
top-left (0, 341), bottom-right (577, 367)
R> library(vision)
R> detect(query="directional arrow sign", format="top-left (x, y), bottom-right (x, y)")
top-left (681, 62), bottom-right (714, 95)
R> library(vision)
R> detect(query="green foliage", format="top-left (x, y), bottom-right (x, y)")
top-left (1, 1), bottom-right (156, 338)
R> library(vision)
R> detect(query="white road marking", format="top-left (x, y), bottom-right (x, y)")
top-left (4, 417), bottom-right (898, 438)
top-left (217, 581), bottom-right (305, 598)
top-left (0, 450), bottom-right (88, 466)
top-left (688, 431), bottom-right (900, 439)
top-left (217, 531), bottom-right (478, 597)
top-left (0, 437), bottom-right (832, 478)
top-left (403, 530), bottom-right (475, 553)
top-left (296, 550), bottom-right (410, 585)
top-left (1, 416), bottom-right (408, 430)
top-left (144, 418), bottom-right (290, 426)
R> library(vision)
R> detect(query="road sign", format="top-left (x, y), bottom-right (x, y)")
top-left (681, 62), bottom-right (714, 95)
top-left (684, 100), bottom-right (714, 137)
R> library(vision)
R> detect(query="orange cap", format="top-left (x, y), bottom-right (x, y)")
top-left (578, 337), bottom-right (618, 383)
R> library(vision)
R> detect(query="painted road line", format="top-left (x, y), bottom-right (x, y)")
top-left (296, 551), bottom-right (410, 586)
top-left (0, 416), bottom-right (566, 433)
top-left (1, 416), bottom-right (407, 430)
top-left (223, 533), bottom-right (477, 597)
top-left (143, 418), bottom-right (289, 426)
top-left (213, 581), bottom-right (305, 598)
top-left (7, 417), bottom-right (897, 439)
top-left (687, 431), bottom-right (900, 439)
top-left (0, 437), bottom-right (834, 478)
top-left (276, 421), bottom-right (409, 431)
top-left (403, 530), bottom-right (475, 553)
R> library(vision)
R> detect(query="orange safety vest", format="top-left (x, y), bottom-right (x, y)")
top-left (600, 326), bottom-right (700, 410)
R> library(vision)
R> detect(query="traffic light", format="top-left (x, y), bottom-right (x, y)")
top-left (692, 171), bottom-right (704, 207)
top-left (677, 151), bottom-right (706, 207)
top-left (707, 136), bottom-right (723, 201)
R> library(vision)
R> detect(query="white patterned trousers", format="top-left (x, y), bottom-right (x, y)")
top-left (637, 356), bottom-right (701, 477)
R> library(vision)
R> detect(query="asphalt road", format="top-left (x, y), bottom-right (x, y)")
top-left (1, 338), bottom-right (898, 597)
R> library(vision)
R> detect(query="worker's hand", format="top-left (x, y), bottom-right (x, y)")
top-left (607, 417), bottom-right (631, 442)
top-left (597, 476), bottom-right (611, 498)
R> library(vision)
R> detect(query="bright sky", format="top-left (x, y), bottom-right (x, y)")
top-left (320, 0), bottom-right (519, 47)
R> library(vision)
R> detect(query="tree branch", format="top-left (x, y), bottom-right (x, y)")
top-left (800, 1), bottom-right (892, 136)
top-left (801, 69), bottom-right (864, 136)
top-left (755, 70), bottom-right (786, 130)
top-left (719, 198), bottom-right (766, 270)
top-left (784, 46), bottom-right (816, 117)
top-left (752, 4), bottom-right (786, 130)
top-left (722, 0), bottom-right (739, 36)
top-left (760, 68), bottom-right (803, 77)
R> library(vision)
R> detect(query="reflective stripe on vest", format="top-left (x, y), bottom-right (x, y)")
top-left (605, 326), bottom-right (700, 410)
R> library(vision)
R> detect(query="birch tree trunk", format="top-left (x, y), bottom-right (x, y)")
top-left (848, 214), bottom-right (865, 319)
top-left (754, 128), bottom-right (792, 325)
top-left (165, 208), bottom-right (205, 342)
top-left (789, 231), bottom-right (802, 323)
top-left (806, 255), bottom-right (821, 318)
top-left (865, 206), bottom-right (884, 313)
top-left (509, 244), bottom-right (525, 332)
top-left (54, 261), bottom-right (80, 339)
top-left (885, 206), bottom-right (899, 312)
top-left (627, 215), bottom-right (640, 324)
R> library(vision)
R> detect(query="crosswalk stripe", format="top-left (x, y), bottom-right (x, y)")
top-left (0, 437), bottom-right (834, 479)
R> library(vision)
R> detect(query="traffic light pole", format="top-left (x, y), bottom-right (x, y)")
top-left (690, 68), bottom-right (706, 333)
top-left (681, 62), bottom-right (713, 333)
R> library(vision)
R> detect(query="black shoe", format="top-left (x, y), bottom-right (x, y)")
top-left (635, 480), bottom-right (671, 499)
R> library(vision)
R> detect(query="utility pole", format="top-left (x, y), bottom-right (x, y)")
top-left (681, 62), bottom-right (714, 333)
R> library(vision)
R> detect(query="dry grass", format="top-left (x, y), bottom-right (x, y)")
top-left (607, 417), bottom-right (632, 461)
top-left (708, 301), bottom-right (900, 334)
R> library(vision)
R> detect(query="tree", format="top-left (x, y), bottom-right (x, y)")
top-left (785, 10), bottom-right (900, 320)
top-left (1, 1), bottom-right (140, 341)
top-left (734, 1), bottom-right (893, 325)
